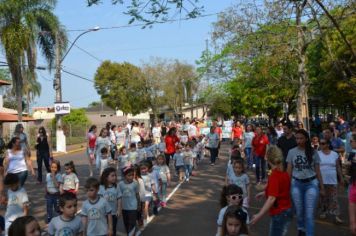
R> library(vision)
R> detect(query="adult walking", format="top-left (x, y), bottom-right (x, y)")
top-left (231, 121), bottom-right (243, 145)
top-left (130, 121), bottom-right (141, 146)
top-left (3, 137), bottom-right (35, 187)
top-left (35, 127), bottom-right (52, 183)
top-left (94, 128), bottom-right (111, 171)
top-left (12, 123), bottom-right (30, 154)
top-left (287, 129), bottom-right (325, 236)
top-left (164, 127), bottom-right (180, 166)
top-left (86, 125), bottom-right (97, 177)
top-left (277, 122), bottom-right (297, 169)
top-left (242, 124), bottom-right (255, 169)
top-left (318, 138), bottom-right (344, 224)
top-left (251, 146), bottom-right (292, 236)
top-left (206, 126), bottom-right (219, 166)
top-left (252, 126), bottom-right (269, 184)
top-left (267, 126), bottom-right (278, 145)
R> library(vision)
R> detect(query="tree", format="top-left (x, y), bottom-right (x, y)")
top-left (87, 0), bottom-right (203, 25)
top-left (94, 60), bottom-right (149, 115)
top-left (0, 0), bottom-right (66, 121)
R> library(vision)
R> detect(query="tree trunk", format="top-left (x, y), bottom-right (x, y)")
top-left (295, 0), bottom-right (310, 131)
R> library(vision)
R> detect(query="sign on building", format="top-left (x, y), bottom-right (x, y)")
top-left (54, 102), bottom-right (70, 115)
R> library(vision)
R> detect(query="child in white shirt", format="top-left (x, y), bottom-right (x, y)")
top-left (4, 173), bottom-right (29, 234)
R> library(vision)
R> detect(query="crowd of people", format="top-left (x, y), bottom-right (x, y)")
top-left (217, 117), bottom-right (356, 236)
top-left (0, 116), bottom-right (354, 236)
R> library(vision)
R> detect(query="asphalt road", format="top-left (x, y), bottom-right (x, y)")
top-left (21, 144), bottom-right (352, 235)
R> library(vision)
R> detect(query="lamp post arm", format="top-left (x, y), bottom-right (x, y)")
top-left (60, 30), bottom-right (92, 63)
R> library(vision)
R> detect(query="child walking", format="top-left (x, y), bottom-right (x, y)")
top-left (128, 143), bottom-right (138, 166)
top-left (99, 167), bottom-right (122, 236)
top-left (60, 161), bottom-right (79, 195)
top-left (173, 146), bottom-right (185, 182)
top-left (216, 184), bottom-right (248, 236)
top-left (48, 192), bottom-right (83, 235)
top-left (220, 205), bottom-right (249, 236)
top-left (46, 160), bottom-right (63, 223)
top-left (4, 173), bottom-right (29, 234)
top-left (140, 161), bottom-right (157, 225)
top-left (8, 216), bottom-right (41, 236)
top-left (118, 166), bottom-right (140, 235)
top-left (226, 159), bottom-right (251, 209)
top-left (99, 147), bottom-right (113, 175)
top-left (81, 177), bottom-right (112, 236)
top-left (153, 155), bottom-right (171, 207)
top-left (183, 143), bottom-right (196, 182)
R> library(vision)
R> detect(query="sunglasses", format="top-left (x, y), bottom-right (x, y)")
top-left (230, 194), bottom-right (243, 200)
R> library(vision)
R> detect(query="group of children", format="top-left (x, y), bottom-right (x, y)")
top-left (2, 133), bottom-right (209, 236)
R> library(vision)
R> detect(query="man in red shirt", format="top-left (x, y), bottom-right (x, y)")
top-left (252, 126), bottom-right (269, 183)
top-left (250, 146), bottom-right (292, 236)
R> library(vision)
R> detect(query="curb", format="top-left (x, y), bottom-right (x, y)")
top-left (30, 147), bottom-right (86, 161)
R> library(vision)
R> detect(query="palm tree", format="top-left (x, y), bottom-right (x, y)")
top-left (23, 68), bottom-right (42, 113)
top-left (0, 0), bottom-right (67, 121)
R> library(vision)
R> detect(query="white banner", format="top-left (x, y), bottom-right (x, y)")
top-left (54, 102), bottom-right (70, 115)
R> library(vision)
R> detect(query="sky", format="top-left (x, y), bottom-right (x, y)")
top-left (32, 0), bottom-right (234, 109)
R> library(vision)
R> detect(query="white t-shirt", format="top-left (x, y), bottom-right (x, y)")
top-left (188, 125), bottom-right (197, 137)
top-left (7, 150), bottom-right (27, 174)
top-left (152, 127), bottom-right (161, 138)
top-left (318, 150), bottom-right (339, 185)
top-left (62, 173), bottom-right (79, 191)
top-left (5, 187), bottom-right (29, 222)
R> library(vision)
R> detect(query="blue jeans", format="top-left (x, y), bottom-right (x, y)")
top-left (269, 208), bottom-right (292, 236)
top-left (209, 148), bottom-right (218, 164)
top-left (185, 164), bottom-right (192, 179)
top-left (291, 178), bottom-right (319, 236)
top-left (46, 193), bottom-right (59, 223)
top-left (244, 147), bottom-right (252, 167)
top-left (255, 156), bottom-right (266, 181)
top-left (159, 182), bottom-right (167, 202)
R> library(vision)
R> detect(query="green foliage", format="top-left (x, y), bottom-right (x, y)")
top-left (94, 61), bottom-right (149, 115)
top-left (87, 0), bottom-right (203, 25)
top-left (51, 109), bottom-right (90, 128)
top-left (0, 0), bottom-right (67, 120)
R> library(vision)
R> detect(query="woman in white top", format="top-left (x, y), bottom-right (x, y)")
top-left (4, 137), bottom-right (35, 187)
top-left (318, 138), bottom-right (344, 224)
top-left (131, 122), bottom-right (141, 146)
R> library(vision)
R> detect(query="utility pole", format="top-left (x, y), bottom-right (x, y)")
top-left (54, 32), bottom-right (65, 152)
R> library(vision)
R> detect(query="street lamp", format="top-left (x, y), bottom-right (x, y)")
top-left (54, 26), bottom-right (100, 152)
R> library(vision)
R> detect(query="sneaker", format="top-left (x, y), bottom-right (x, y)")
top-left (210, 163), bottom-right (215, 166)
top-left (335, 216), bottom-right (343, 224)
top-left (319, 213), bottom-right (327, 219)
top-left (186, 178), bottom-right (190, 182)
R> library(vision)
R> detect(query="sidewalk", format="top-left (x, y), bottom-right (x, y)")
top-left (30, 143), bottom-right (86, 161)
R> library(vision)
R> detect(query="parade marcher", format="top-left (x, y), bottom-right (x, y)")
top-left (277, 122), bottom-right (297, 169)
top-left (115, 125), bottom-right (126, 150)
top-left (4, 137), bottom-right (35, 187)
top-left (207, 126), bottom-right (220, 166)
top-left (267, 126), bottom-right (278, 145)
top-left (164, 127), bottom-right (180, 166)
top-left (231, 121), bottom-right (243, 145)
top-left (12, 124), bottom-right (30, 154)
top-left (252, 126), bottom-right (269, 184)
top-left (130, 122), bottom-right (141, 146)
top-left (287, 129), bottom-right (325, 236)
top-left (95, 128), bottom-right (111, 171)
top-left (86, 125), bottom-right (97, 177)
top-left (220, 205), bottom-right (249, 236)
top-left (311, 135), bottom-right (320, 151)
top-left (347, 134), bottom-right (356, 235)
top-left (250, 146), bottom-right (292, 236)
top-left (35, 127), bottom-right (52, 183)
top-left (322, 129), bottom-right (345, 155)
top-left (242, 124), bottom-right (255, 169)
top-left (317, 138), bottom-right (344, 224)
top-left (152, 122), bottom-right (162, 144)
top-left (275, 122), bottom-right (284, 139)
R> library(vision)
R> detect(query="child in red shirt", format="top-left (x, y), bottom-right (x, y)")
top-left (250, 146), bottom-right (292, 236)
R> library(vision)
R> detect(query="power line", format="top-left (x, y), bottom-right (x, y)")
top-left (67, 39), bottom-right (104, 63)
top-left (61, 69), bottom-right (94, 83)
top-left (66, 12), bottom-right (219, 32)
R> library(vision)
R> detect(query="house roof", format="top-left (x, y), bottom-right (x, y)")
top-left (85, 104), bottom-right (115, 113)
top-left (0, 113), bottom-right (34, 122)
top-left (0, 107), bottom-right (28, 115)
top-left (0, 80), bottom-right (11, 86)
